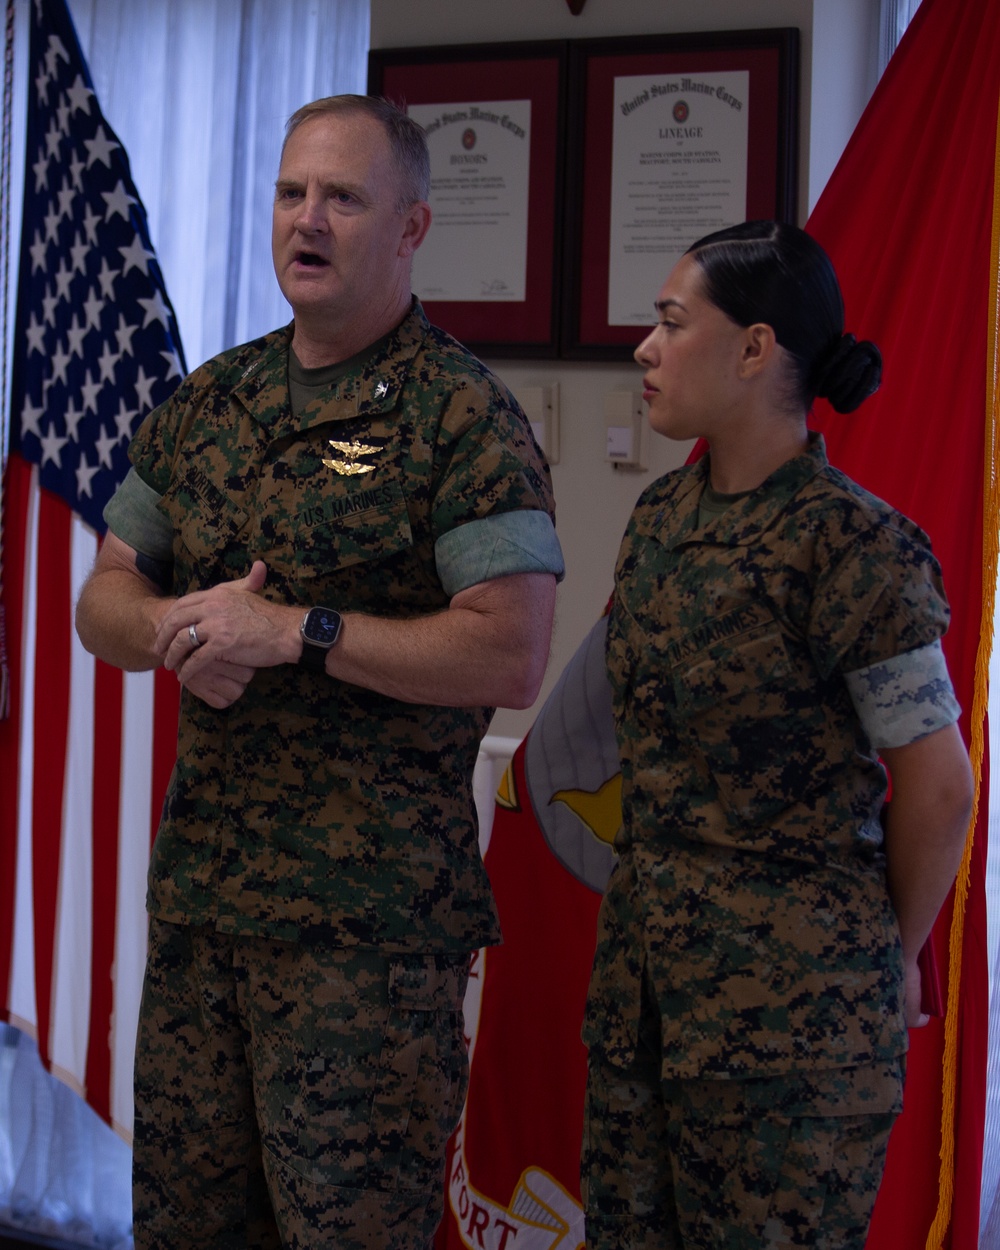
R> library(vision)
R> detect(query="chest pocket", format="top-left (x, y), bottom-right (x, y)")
top-left (290, 475), bottom-right (413, 571)
top-left (671, 613), bottom-right (823, 826)
top-left (673, 618), bottom-right (789, 714)
top-left (251, 457), bottom-right (417, 608)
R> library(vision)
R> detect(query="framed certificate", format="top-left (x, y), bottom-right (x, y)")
top-left (562, 29), bottom-right (799, 359)
top-left (369, 41), bottom-right (567, 357)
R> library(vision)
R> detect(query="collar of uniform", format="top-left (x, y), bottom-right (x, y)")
top-left (230, 300), bottom-right (430, 431)
top-left (660, 431), bottom-right (829, 550)
top-left (224, 325), bottom-right (293, 424)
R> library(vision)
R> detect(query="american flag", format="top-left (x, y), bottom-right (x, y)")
top-left (0, 0), bottom-right (183, 1135)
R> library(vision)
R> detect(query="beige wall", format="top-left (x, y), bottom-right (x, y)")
top-left (371, 0), bottom-right (880, 741)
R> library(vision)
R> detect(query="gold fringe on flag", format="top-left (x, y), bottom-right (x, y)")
top-left (926, 83), bottom-right (1000, 1250)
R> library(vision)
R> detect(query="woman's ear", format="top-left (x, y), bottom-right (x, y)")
top-left (737, 322), bottom-right (778, 379)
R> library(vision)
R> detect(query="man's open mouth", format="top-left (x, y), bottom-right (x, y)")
top-left (297, 251), bottom-right (328, 267)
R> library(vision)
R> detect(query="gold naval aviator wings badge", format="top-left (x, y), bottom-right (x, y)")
top-left (323, 438), bottom-right (380, 476)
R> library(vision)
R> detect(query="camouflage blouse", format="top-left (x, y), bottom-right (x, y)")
top-left (586, 434), bottom-right (958, 1078)
top-left (117, 304), bottom-right (558, 950)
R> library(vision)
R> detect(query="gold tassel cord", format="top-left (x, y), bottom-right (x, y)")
top-left (925, 81), bottom-right (1000, 1250)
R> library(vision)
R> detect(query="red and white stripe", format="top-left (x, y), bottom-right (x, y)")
top-left (0, 452), bottom-right (178, 1139)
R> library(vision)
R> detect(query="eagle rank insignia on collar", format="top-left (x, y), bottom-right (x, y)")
top-left (322, 439), bottom-right (379, 476)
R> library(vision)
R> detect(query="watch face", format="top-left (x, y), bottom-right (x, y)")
top-left (303, 607), bottom-right (342, 646)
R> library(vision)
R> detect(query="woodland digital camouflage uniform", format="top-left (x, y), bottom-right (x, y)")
top-left (582, 1002), bottom-right (901, 1250)
top-left (107, 300), bottom-right (559, 1247)
top-left (133, 924), bottom-right (469, 1250)
top-left (114, 301), bottom-right (556, 949)
top-left (583, 433), bottom-right (958, 1246)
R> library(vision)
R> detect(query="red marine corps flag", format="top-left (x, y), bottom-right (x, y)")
top-left (437, 618), bottom-right (613, 1250)
top-left (0, 0), bottom-right (184, 1135)
top-left (807, 0), bottom-right (998, 1243)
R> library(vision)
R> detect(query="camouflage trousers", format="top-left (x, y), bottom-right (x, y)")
top-left (132, 919), bottom-right (470, 1250)
top-left (582, 977), bottom-right (903, 1249)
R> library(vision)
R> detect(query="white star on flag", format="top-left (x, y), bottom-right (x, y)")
top-left (9, 6), bottom-right (186, 533)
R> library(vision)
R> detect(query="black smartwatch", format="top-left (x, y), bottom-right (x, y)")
top-left (299, 606), bottom-right (342, 671)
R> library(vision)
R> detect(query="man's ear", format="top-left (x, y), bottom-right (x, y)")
top-left (399, 201), bottom-right (432, 257)
top-left (738, 322), bottom-right (778, 380)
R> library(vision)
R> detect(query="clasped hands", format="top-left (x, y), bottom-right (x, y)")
top-left (154, 560), bottom-right (294, 709)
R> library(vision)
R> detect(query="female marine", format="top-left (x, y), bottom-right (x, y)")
top-left (582, 220), bottom-right (972, 1250)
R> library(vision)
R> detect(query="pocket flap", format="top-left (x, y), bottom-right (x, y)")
top-left (388, 955), bottom-right (468, 1011)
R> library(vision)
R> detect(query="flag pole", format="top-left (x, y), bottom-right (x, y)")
top-left (0, 0), bottom-right (16, 722)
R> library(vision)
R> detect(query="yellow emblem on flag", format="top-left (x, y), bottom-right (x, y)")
top-left (495, 760), bottom-right (521, 812)
top-left (550, 774), bottom-right (622, 847)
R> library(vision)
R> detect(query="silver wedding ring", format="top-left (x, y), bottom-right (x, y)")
top-left (188, 623), bottom-right (201, 648)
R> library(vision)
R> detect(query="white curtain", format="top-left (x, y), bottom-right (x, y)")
top-left (0, 0), bottom-right (368, 1243)
top-left (62, 0), bottom-right (371, 368)
top-left (877, 0), bottom-right (924, 77)
top-left (0, 1025), bottom-right (133, 1248)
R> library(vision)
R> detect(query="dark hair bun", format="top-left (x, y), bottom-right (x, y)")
top-left (811, 334), bottom-right (882, 413)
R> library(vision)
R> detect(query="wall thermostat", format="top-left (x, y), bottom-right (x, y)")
top-left (604, 390), bottom-right (646, 470)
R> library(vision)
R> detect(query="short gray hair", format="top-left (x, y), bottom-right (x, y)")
top-left (284, 94), bottom-right (430, 211)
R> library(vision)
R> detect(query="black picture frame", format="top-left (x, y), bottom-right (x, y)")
top-left (561, 29), bottom-right (800, 360)
top-left (369, 41), bottom-right (568, 358)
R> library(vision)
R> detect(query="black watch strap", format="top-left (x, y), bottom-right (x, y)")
top-left (299, 606), bottom-right (342, 671)
top-left (299, 640), bottom-right (332, 672)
